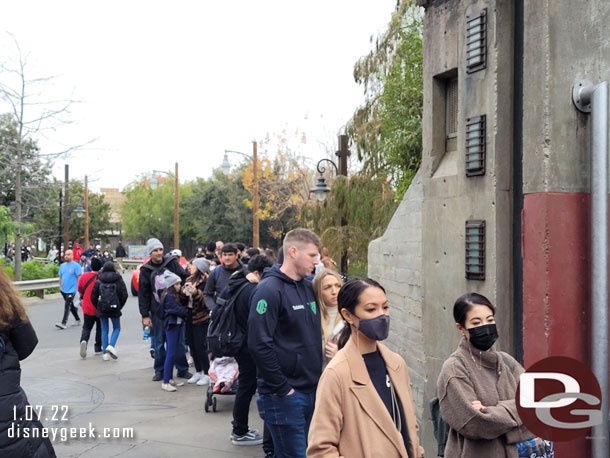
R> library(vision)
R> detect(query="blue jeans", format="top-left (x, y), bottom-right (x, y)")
top-left (163, 324), bottom-right (180, 384)
top-left (257, 390), bottom-right (316, 458)
top-left (152, 314), bottom-right (188, 375)
top-left (99, 316), bottom-right (120, 351)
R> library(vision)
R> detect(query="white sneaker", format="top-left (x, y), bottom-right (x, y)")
top-left (55, 322), bottom-right (67, 330)
top-left (71, 320), bottom-right (81, 327)
top-left (187, 373), bottom-right (202, 384)
top-left (102, 353), bottom-right (111, 361)
top-left (80, 340), bottom-right (87, 359)
top-left (196, 374), bottom-right (211, 386)
top-left (105, 345), bottom-right (118, 359)
top-left (169, 379), bottom-right (184, 387)
top-left (161, 383), bottom-right (176, 392)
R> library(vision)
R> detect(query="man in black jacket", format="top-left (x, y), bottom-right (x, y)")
top-left (115, 241), bottom-right (127, 274)
top-left (224, 255), bottom-right (273, 448)
top-left (138, 238), bottom-right (190, 382)
top-left (248, 228), bottom-right (322, 458)
top-left (203, 243), bottom-right (244, 311)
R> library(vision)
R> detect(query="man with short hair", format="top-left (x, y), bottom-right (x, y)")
top-left (138, 238), bottom-right (191, 382)
top-left (248, 228), bottom-right (322, 457)
top-left (56, 249), bottom-right (82, 329)
top-left (78, 256), bottom-right (103, 357)
top-left (203, 243), bottom-right (244, 311)
top-left (215, 240), bottom-right (224, 262)
top-left (115, 242), bottom-right (127, 275)
top-left (205, 241), bottom-right (220, 265)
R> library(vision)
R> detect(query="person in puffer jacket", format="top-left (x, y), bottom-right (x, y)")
top-left (0, 268), bottom-right (56, 458)
top-left (91, 262), bottom-right (128, 361)
top-left (159, 271), bottom-right (188, 392)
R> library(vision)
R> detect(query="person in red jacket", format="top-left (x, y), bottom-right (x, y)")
top-left (73, 242), bottom-right (83, 262)
top-left (78, 257), bottom-right (103, 358)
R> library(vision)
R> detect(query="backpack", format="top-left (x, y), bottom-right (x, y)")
top-left (207, 281), bottom-right (250, 358)
top-left (430, 351), bottom-right (513, 457)
top-left (97, 282), bottom-right (120, 314)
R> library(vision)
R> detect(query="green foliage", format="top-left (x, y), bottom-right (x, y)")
top-left (121, 174), bottom-right (181, 249)
top-left (347, 1), bottom-right (423, 200)
top-left (307, 174), bottom-right (397, 274)
top-left (183, 170), bottom-right (253, 245)
top-left (67, 181), bottom-right (113, 243)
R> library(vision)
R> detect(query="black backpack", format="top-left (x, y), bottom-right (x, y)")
top-left (97, 282), bottom-right (119, 314)
top-left (207, 281), bottom-right (250, 358)
top-left (430, 352), bottom-right (513, 456)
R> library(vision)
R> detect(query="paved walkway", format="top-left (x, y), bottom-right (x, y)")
top-left (20, 275), bottom-right (265, 458)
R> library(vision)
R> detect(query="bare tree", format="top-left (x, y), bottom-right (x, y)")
top-left (0, 34), bottom-right (91, 280)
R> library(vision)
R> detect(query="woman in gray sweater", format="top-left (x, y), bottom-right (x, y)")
top-left (436, 293), bottom-right (549, 458)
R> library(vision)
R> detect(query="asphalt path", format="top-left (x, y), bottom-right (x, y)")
top-left (18, 272), bottom-right (265, 458)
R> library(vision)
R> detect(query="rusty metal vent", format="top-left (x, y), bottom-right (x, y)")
top-left (465, 220), bottom-right (485, 280)
top-left (465, 115), bottom-right (486, 176)
top-left (466, 9), bottom-right (487, 74)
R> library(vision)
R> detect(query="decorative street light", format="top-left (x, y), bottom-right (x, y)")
top-left (311, 134), bottom-right (351, 277)
top-left (221, 142), bottom-right (260, 248)
top-left (149, 163), bottom-right (180, 250)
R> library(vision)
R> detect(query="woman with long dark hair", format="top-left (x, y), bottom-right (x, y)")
top-left (307, 278), bottom-right (424, 458)
top-left (0, 268), bottom-right (56, 457)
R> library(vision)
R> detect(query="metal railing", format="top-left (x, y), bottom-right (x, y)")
top-left (13, 277), bottom-right (60, 299)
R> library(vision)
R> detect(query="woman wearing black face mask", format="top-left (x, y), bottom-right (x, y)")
top-left (436, 293), bottom-right (550, 458)
top-left (307, 278), bottom-right (424, 458)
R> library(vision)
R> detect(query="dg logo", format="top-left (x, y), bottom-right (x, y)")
top-left (516, 356), bottom-right (602, 442)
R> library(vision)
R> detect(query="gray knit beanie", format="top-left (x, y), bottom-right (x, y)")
top-left (147, 238), bottom-right (163, 255)
top-left (162, 270), bottom-right (182, 289)
top-left (192, 257), bottom-right (211, 275)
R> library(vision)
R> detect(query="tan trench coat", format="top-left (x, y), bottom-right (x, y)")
top-left (307, 338), bottom-right (425, 458)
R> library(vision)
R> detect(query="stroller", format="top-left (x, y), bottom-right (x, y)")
top-left (204, 356), bottom-right (239, 412)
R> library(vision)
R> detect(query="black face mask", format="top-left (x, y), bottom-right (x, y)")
top-left (467, 323), bottom-right (498, 351)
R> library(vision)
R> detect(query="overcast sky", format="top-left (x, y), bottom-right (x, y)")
top-left (0, 1), bottom-right (398, 192)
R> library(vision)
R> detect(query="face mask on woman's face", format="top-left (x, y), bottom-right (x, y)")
top-left (467, 323), bottom-right (498, 351)
top-left (356, 314), bottom-right (390, 341)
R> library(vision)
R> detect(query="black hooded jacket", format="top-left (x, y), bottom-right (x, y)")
top-left (0, 319), bottom-right (56, 457)
top-left (91, 266), bottom-right (128, 318)
top-left (247, 264), bottom-right (322, 396)
top-left (224, 269), bottom-right (256, 335)
top-left (138, 256), bottom-right (187, 319)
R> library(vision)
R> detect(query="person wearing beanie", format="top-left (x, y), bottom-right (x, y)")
top-left (180, 257), bottom-right (211, 386)
top-left (138, 237), bottom-right (190, 382)
top-left (160, 270), bottom-right (188, 392)
top-left (91, 262), bottom-right (129, 361)
top-left (77, 256), bottom-right (104, 358)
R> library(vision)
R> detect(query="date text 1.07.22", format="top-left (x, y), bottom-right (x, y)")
top-left (13, 405), bottom-right (69, 422)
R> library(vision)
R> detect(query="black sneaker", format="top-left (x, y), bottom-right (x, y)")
top-left (152, 372), bottom-right (163, 382)
top-left (176, 370), bottom-right (193, 379)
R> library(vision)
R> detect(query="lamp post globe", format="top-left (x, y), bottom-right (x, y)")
top-left (221, 153), bottom-right (231, 175)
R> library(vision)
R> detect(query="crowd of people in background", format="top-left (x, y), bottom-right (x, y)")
top-left (0, 228), bottom-right (549, 458)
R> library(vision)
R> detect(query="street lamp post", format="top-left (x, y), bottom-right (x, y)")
top-left (149, 163), bottom-right (180, 250)
top-left (310, 134), bottom-right (350, 277)
top-left (221, 141), bottom-right (259, 248)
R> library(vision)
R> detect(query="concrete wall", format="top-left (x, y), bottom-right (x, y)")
top-left (368, 169), bottom-right (425, 418)
top-left (520, 1), bottom-right (610, 456)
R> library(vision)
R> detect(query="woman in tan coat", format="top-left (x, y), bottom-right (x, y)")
top-left (307, 278), bottom-right (424, 458)
top-left (437, 293), bottom-right (545, 458)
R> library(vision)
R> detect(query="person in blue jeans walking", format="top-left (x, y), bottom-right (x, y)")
top-left (138, 238), bottom-right (191, 382)
top-left (248, 228), bottom-right (323, 458)
top-left (91, 262), bottom-right (128, 361)
top-left (56, 249), bottom-right (82, 329)
top-left (158, 270), bottom-right (187, 392)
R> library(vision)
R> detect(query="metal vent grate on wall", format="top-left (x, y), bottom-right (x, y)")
top-left (465, 115), bottom-right (486, 176)
top-left (466, 9), bottom-right (487, 73)
top-left (465, 220), bottom-right (485, 280)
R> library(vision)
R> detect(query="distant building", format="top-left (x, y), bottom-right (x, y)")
top-left (100, 188), bottom-right (124, 246)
